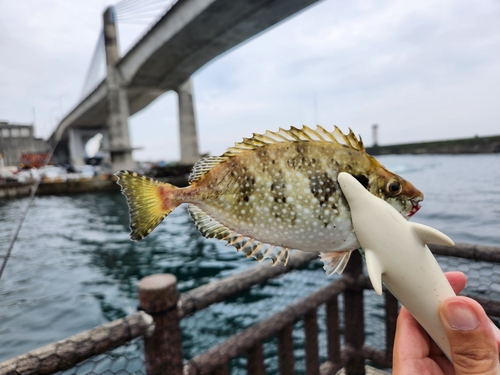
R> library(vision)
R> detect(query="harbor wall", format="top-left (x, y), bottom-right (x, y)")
top-left (35, 177), bottom-right (120, 196)
top-left (0, 182), bottom-right (34, 199)
top-left (366, 135), bottom-right (500, 155)
top-left (0, 177), bottom-right (120, 199)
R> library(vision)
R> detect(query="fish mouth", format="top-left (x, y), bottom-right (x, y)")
top-left (407, 201), bottom-right (421, 218)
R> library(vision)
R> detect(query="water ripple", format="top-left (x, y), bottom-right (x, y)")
top-left (0, 155), bottom-right (499, 364)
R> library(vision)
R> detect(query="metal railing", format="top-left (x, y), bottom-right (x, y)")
top-left (1, 243), bottom-right (499, 375)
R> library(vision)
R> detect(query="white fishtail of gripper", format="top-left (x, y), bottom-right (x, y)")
top-left (337, 172), bottom-right (456, 361)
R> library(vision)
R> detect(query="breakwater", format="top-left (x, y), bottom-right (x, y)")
top-left (366, 134), bottom-right (500, 155)
top-left (0, 177), bottom-right (120, 199)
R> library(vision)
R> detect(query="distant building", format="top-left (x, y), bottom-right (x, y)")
top-left (0, 121), bottom-right (49, 167)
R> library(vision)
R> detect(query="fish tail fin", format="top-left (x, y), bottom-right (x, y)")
top-left (115, 170), bottom-right (181, 241)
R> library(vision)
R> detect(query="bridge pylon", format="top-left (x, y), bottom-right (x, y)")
top-left (176, 78), bottom-right (200, 165)
top-left (103, 6), bottom-right (135, 171)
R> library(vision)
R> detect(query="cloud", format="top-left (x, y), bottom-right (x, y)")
top-left (0, 0), bottom-right (499, 161)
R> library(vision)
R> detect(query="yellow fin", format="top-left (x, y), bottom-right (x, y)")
top-left (188, 205), bottom-right (290, 265)
top-left (320, 251), bottom-right (352, 276)
top-left (115, 171), bottom-right (180, 241)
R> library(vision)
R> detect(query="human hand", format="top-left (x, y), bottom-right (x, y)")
top-left (393, 271), bottom-right (500, 374)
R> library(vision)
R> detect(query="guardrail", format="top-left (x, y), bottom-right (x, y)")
top-left (1, 243), bottom-right (499, 375)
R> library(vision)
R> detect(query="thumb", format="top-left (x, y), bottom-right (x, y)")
top-left (440, 297), bottom-right (499, 375)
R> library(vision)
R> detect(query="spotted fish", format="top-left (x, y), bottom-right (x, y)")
top-left (115, 126), bottom-right (423, 275)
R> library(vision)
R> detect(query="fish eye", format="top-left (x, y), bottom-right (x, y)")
top-left (386, 180), bottom-right (402, 195)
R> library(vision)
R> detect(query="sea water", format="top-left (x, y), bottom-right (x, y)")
top-left (0, 154), bottom-right (499, 373)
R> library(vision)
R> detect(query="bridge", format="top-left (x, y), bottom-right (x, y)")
top-left (50, 0), bottom-right (320, 171)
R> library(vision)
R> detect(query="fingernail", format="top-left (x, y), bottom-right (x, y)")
top-left (445, 300), bottom-right (479, 330)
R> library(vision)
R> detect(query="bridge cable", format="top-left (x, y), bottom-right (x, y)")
top-left (114, 0), bottom-right (141, 11)
top-left (115, 0), bottom-right (176, 23)
top-left (115, 0), bottom-right (167, 13)
top-left (80, 28), bottom-right (106, 99)
top-left (117, 6), bottom-right (171, 17)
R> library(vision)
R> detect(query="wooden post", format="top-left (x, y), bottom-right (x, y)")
top-left (326, 296), bottom-right (340, 364)
top-left (211, 364), bottom-right (230, 375)
top-left (138, 274), bottom-right (183, 375)
top-left (247, 342), bottom-right (265, 375)
top-left (278, 323), bottom-right (295, 375)
top-left (385, 292), bottom-right (399, 363)
top-left (304, 309), bottom-right (320, 375)
top-left (343, 251), bottom-right (365, 375)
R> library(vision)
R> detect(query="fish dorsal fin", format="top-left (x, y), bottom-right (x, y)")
top-left (188, 156), bottom-right (226, 184)
top-left (188, 205), bottom-right (290, 265)
top-left (188, 126), bottom-right (365, 184)
top-left (222, 125), bottom-right (366, 158)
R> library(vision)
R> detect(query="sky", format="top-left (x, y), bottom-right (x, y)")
top-left (0, 0), bottom-right (499, 162)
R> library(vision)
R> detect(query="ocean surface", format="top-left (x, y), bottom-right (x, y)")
top-left (0, 154), bottom-right (499, 373)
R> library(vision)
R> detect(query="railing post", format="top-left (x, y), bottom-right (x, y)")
top-left (304, 309), bottom-right (320, 375)
top-left (211, 364), bottom-right (230, 375)
top-left (138, 274), bottom-right (183, 375)
top-left (278, 323), bottom-right (295, 375)
top-left (247, 342), bottom-right (265, 375)
top-left (326, 295), bottom-right (341, 364)
top-left (343, 251), bottom-right (365, 375)
top-left (385, 291), bottom-right (399, 363)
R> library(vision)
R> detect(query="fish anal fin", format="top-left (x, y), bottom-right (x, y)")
top-left (320, 251), bottom-right (352, 276)
top-left (410, 222), bottom-right (455, 247)
top-left (115, 171), bottom-right (180, 241)
top-left (187, 205), bottom-right (287, 264)
top-left (365, 249), bottom-right (384, 295)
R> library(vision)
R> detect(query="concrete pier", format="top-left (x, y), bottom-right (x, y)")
top-left (68, 127), bottom-right (109, 167)
top-left (103, 7), bottom-right (135, 171)
top-left (366, 134), bottom-right (500, 155)
top-left (176, 79), bottom-right (200, 165)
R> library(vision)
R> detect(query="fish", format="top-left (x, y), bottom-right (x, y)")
top-left (115, 125), bottom-right (423, 275)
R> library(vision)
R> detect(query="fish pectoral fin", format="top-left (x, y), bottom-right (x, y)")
top-left (365, 249), bottom-right (384, 295)
top-left (410, 222), bottom-right (455, 247)
top-left (320, 251), bottom-right (352, 276)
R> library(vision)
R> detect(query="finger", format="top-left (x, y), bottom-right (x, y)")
top-left (440, 296), bottom-right (500, 375)
top-left (490, 321), bottom-right (500, 352)
top-left (393, 307), bottom-right (451, 374)
top-left (444, 271), bottom-right (467, 294)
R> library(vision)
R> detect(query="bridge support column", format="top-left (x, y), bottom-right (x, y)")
top-left (68, 127), bottom-right (110, 167)
top-left (103, 6), bottom-right (135, 172)
top-left (176, 78), bottom-right (200, 165)
top-left (68, 128), bottom-right (86, 167)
